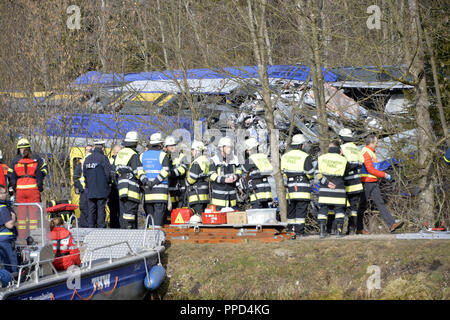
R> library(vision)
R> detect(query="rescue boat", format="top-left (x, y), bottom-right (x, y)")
top-left (0, 203), bottom-right (166, 300)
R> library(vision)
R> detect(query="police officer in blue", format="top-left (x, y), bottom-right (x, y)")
top-left (140, 133), bottom-right (171, 227)
top-left (0, 185), bottom-right (18, 276)
top-left (83, 140), bottom-right (113, 228)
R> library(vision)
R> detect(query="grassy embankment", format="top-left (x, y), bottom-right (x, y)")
top-left (152, 239), bottom-right (449, 300)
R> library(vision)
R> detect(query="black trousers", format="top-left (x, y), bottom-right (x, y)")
top-left (119, 199), bottom-right (139, 229)
top-left (78, 189), bottom-right (89, 228)
top-left (108, 184), bottom-right (120, 228)
top-left (357, 182), bottom-right (395, 230)
top-left (190, 203), bottom-right (207, 216)
top-left (346, 192), bottom-right (362, 231)
top-left (144, 202), bottom-right (167, 227)
top-left (287, 200), bottom-right (309, 234)
top-left (251, 200), bottom-right (269, 209)
top-left (87, 198), bottom-right (107, 228)
top-left (319, 204), bottom-right (345, 227)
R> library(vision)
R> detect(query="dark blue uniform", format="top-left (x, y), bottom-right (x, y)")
top-left (0, 201), bottom-right (18, 274)
top-left (445, 147), bottom-right (450, 165)
top-left (83, 148), bottom-right (112, 228)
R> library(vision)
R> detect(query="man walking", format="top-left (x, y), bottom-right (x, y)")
top-left (357, 134), bottom-right (404, 233)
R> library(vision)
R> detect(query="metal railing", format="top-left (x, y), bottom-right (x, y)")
top-left (13, 202), bottom-right (46, 245)
top-left (84, 241), bottom-right (135, 269)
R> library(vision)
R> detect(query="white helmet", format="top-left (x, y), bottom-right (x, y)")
top-left (124, 131), bottom-right (139, 143)
top-left (150, 132), bottom-right (164, 145)
top-left (245, 137), bottom-right (259, 150)
top-left (338, 128), bottom-right (353, 139)
top-left (189, 215), bottom-right (202, 224)
top-left (191, 140), bottom-right (206, 151)
top-left (218, 137), bottom-right (233, 148)
top-left (291, 134), bottom-right (308, 146)
top-left (164, 135), bottom-right (177, 147)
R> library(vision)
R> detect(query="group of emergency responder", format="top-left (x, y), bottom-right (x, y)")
top-left (69, 127), bottom-right (406, 238)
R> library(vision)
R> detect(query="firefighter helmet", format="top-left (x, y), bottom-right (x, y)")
top-left (17, 138), bottom-right (31, 149)
top-left (191, 140), bottom-right (206, 151)
top-left (124, 131), bottom-right (139, 143)
top-left (164, 135), bottom-right (177, 147)
top-left (244, 138), bottom-right (259, 150)
top-left (150, 132), bottom-right (164, 145)
top-left (291, 134), bottom-right (308, 146)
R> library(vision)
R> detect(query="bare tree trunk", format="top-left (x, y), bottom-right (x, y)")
top-left (309, 1), bottom-right (329, 153)
top-left (247, 0), bottom-right (287, 221)
top-left (423, 28), bottom-right (449, 146)
top-left (408, 0), bottom-right (436, 222)
top-left (157, 0), bottom-right (169, 66)
top-left (97, 0), bottom-right (107, 71)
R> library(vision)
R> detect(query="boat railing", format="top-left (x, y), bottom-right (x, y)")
top-left (68, 214), bottom-right (80, 248)
top-left (14, 203), bottom-right (47, 245)
top-left (84, 241), bottom-right (135, 269)
top-left (143, 214), bottom-right (156, 249)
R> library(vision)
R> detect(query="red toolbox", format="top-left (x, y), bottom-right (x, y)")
top-left (171, 208), bottom-right (193, 224)
top-left (202, 212), bottom-right (227, 225)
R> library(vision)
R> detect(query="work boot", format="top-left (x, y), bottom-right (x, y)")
top-left (320, 223), bottom-right (328, 238)
top-left (356, 229), bottom-right (370, 235)
top-left (347, 217), bottom-right (357, 235)
top-left (335, 223), bottom-right (345, 237)
top-left (390, 221), bottom-right (404, 233)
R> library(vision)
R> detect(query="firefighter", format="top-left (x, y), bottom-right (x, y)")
top-left (338, 128), bottom-right (365, 235)
top-left (10, 148), bottom-right (44, 239)
top-left (166, 135), bottom-right (188, 212)
top-left (114, 131), bottom-right (145, 229)
top-left (9, 138), bottom-right (48, 181)
top-left (108, 145), bottom-right (122, 228)
top-left (186, 141), bottom-right (210, 216)
top-left (281, 134), bottom-right (314, 237)
top-left (242, 138), bottom-right (273, 209)
top-left (83, 140), bottom-right (112, 228)
top-left (357, 134), bottom-right (404, 233)
top-left (209, 137), bottom-right (242, 211)
top-left (316, 140), bottom-right (349, 238)
top-left (0, 150), bottom-right (9, 189)
top-left (140, 133), bottom-right (171, 227)
top-left (0, 186), bottom-right (18, 274)
top-left (50, 217), bottom-right (81, 271)
top-left (73, 144), bottom-right (93, 228)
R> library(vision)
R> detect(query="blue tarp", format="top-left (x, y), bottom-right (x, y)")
top-left (74, 65), bottom-right (338, 86)
top-left (46, 113), bottom-right (197, 139)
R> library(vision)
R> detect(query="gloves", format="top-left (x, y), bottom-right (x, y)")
top-left (8, 187), bottom-right (14, 196)
top-left (385, 173), bottom-right (391, 181)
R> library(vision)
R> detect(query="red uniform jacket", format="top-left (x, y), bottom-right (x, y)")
top-left (51, 226), bottom-right (81, 270)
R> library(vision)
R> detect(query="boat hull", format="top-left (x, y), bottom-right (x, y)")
top-left (0, 247), bottom-right (164, 300)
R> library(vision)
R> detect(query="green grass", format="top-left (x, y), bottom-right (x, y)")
top-left (150, 240), bottom-right (450, 300)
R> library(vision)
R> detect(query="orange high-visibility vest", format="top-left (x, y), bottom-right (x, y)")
top-left (14, 158), bottom-right (38, 190)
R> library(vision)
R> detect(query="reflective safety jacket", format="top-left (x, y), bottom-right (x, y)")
top-left (209, 154), bottom-right (242, 208)
top-left (12, 158), bottom-right (44, 192)
top-left (51, 226), bottom-right (81, 271)
top-left (9, 153), bottom-right (48, 179)
top-left (341, 142), bottom-right (364, 194)
top-left (73, 154), bottom-right (89, 192)
top-left (0, 166), bottom-right (6, 190)
top-left (186, 155), bottom-right (210, 205)
top-left (0, 163), bottom-right (8, 189)
top-left (0, 203), bottom-right (17, 242)
top-left (168, 152), bottom-right (188, 203)
top-left (242, 153), bottom-right (273, 203)
top-left (317, 152), bottom-right (349, 206)
top-left (140, 149), bottom-right (171, 203)
top-left (360, 146), bottom-right (385, 183)
top-left (114, 147), bottom-right (144, 204)
top-left (281, 149), bottom-right (314, 201)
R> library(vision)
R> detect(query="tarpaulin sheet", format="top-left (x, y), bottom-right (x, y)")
top-left (74, 65), bottom-right (338, 86)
